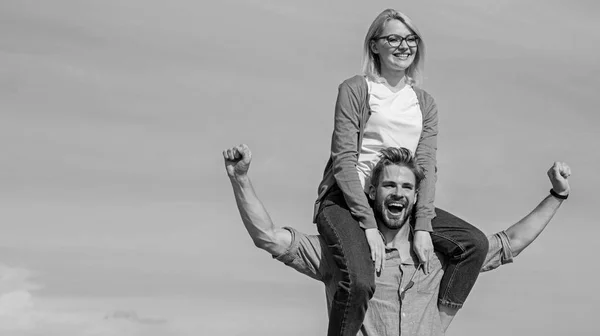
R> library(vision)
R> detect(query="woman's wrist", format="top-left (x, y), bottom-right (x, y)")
top-left (414, 217), bottom-right (433, 232)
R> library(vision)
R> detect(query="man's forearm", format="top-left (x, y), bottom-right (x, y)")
top-left (229, 175), bottom-right (290, 256)
top-left (505, 194), bottom-right (564, 257)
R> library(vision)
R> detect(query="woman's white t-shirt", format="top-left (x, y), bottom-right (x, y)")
top-left (356, 78), bottom-right (423, 191)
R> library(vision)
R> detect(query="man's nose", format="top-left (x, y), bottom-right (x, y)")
top-left (392, 187), bottom-right (405, 197)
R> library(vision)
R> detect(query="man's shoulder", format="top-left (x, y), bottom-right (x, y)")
top-left (272, 227), bottom-right (334, 282)
top-left (481, 231), bottom-right (514, 272)
top-left (273, 227), bottom-right (319, 261)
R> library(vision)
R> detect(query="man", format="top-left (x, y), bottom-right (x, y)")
top-left (223, 144), bottom-right (571, 335)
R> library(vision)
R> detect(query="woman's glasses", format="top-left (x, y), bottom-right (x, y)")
top-left (374, 34), bottom-right (419, 48)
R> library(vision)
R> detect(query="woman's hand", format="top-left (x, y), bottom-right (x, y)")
top-left (413, 230), bottom-right (433, 273)
top-left (365, 228), bottom-right (385, 273)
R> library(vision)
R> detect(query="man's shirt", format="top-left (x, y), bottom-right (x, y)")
top-left (274, 228), bottom-right (514, 336)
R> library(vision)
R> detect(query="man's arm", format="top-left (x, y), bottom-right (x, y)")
top-left (223, 144), bottom-right (292, 256)
top-left (224, 144), bottom-right (330, 281)
top-left (482, 161), bottom-right (572, 271)
top-left (505, 196), bottom-right (563, 258)
top-left (504, 161), bottom-right (571, 257)
top-left (443, 162), bottom-right (572, 332)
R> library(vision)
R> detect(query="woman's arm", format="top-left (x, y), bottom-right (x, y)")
top-left (330, 79), bottom-right (377, 230)
top-left (413, 90), bottom-right (439, 232)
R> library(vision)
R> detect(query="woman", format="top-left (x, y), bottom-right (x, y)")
top-left (314, 9), bottom-right (489, 335)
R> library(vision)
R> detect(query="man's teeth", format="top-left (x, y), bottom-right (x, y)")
top-left (387, 202), bottom-right (405, 213)
top-left (387, 202), bottom-right (404, 215)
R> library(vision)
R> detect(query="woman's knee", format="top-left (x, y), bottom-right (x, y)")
top-left (467, 228), bottom-right (489, 261)
top-left (350, 271), bottom-right (376, 302)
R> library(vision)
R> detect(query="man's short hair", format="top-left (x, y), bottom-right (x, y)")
top-left (370, 147), bottom-right (426, 188)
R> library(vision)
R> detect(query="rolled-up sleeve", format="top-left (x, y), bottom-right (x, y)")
top-left (273, 227), bottom-right (330, 282)
top-left (481, 231), bottom-right (514, 272)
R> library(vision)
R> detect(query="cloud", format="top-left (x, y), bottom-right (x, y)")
top-left (104, 310), bottom-right (167, 325)
top-left (0, 264), bottom-right (174, 336)
top-left (0, 265), bottom-right (40, 331)
top-left (83, 319), bottom-right (174, 336)
top-left (0, 265), bottom-right (41, 294)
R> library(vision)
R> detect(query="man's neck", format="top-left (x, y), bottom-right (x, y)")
top-left (380, 221), bottom-right (413, 261)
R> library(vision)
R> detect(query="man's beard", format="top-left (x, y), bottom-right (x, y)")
top-left (374, 194), bottom-right (413, 230)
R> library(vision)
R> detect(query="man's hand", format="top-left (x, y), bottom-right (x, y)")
top-left (503, 161), bottom-right (572, 260)
top-left (223, 144), bottom-right (252, 180)
top-left (413, 230), bottom-right (433, 274)
top-left (365, 228), bottom-right (385, 273)
top-left (223, 144), bottom-right (293, 256)
top-left (547, 161), bottom-right (571, 196)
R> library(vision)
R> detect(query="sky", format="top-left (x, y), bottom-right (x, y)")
top-left (0, 0), bottom-right (599, 335)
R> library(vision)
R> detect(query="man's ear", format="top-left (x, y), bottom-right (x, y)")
top-left (413, 190), bottom-right (418, 204)
top-left (368, 185), bottom-right (376, 200)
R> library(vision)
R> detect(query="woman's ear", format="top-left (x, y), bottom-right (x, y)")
top-left (370, 40), bottom-right (379, 54)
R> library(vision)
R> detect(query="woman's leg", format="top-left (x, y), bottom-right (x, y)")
top-left (430, 208), bottom-right (489, 309)
top-left (316, 191), bottom-right (375, 336)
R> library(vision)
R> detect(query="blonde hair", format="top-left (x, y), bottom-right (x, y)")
top-left (361, 9), bottom-right (426, 86)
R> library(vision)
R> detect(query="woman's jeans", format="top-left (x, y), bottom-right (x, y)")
top-left (316, 188), bottom-right (488, 336)
top-left (431, 208), bottom-right (489, 309)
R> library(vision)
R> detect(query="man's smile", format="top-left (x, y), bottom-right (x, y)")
top-left (385, 198), bottom-right (408, 217)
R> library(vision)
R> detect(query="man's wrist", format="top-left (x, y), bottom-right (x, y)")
top-left (230, 174), bottom-right (251, 186)
top-left (550, 188), bottom-right (569, 200)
